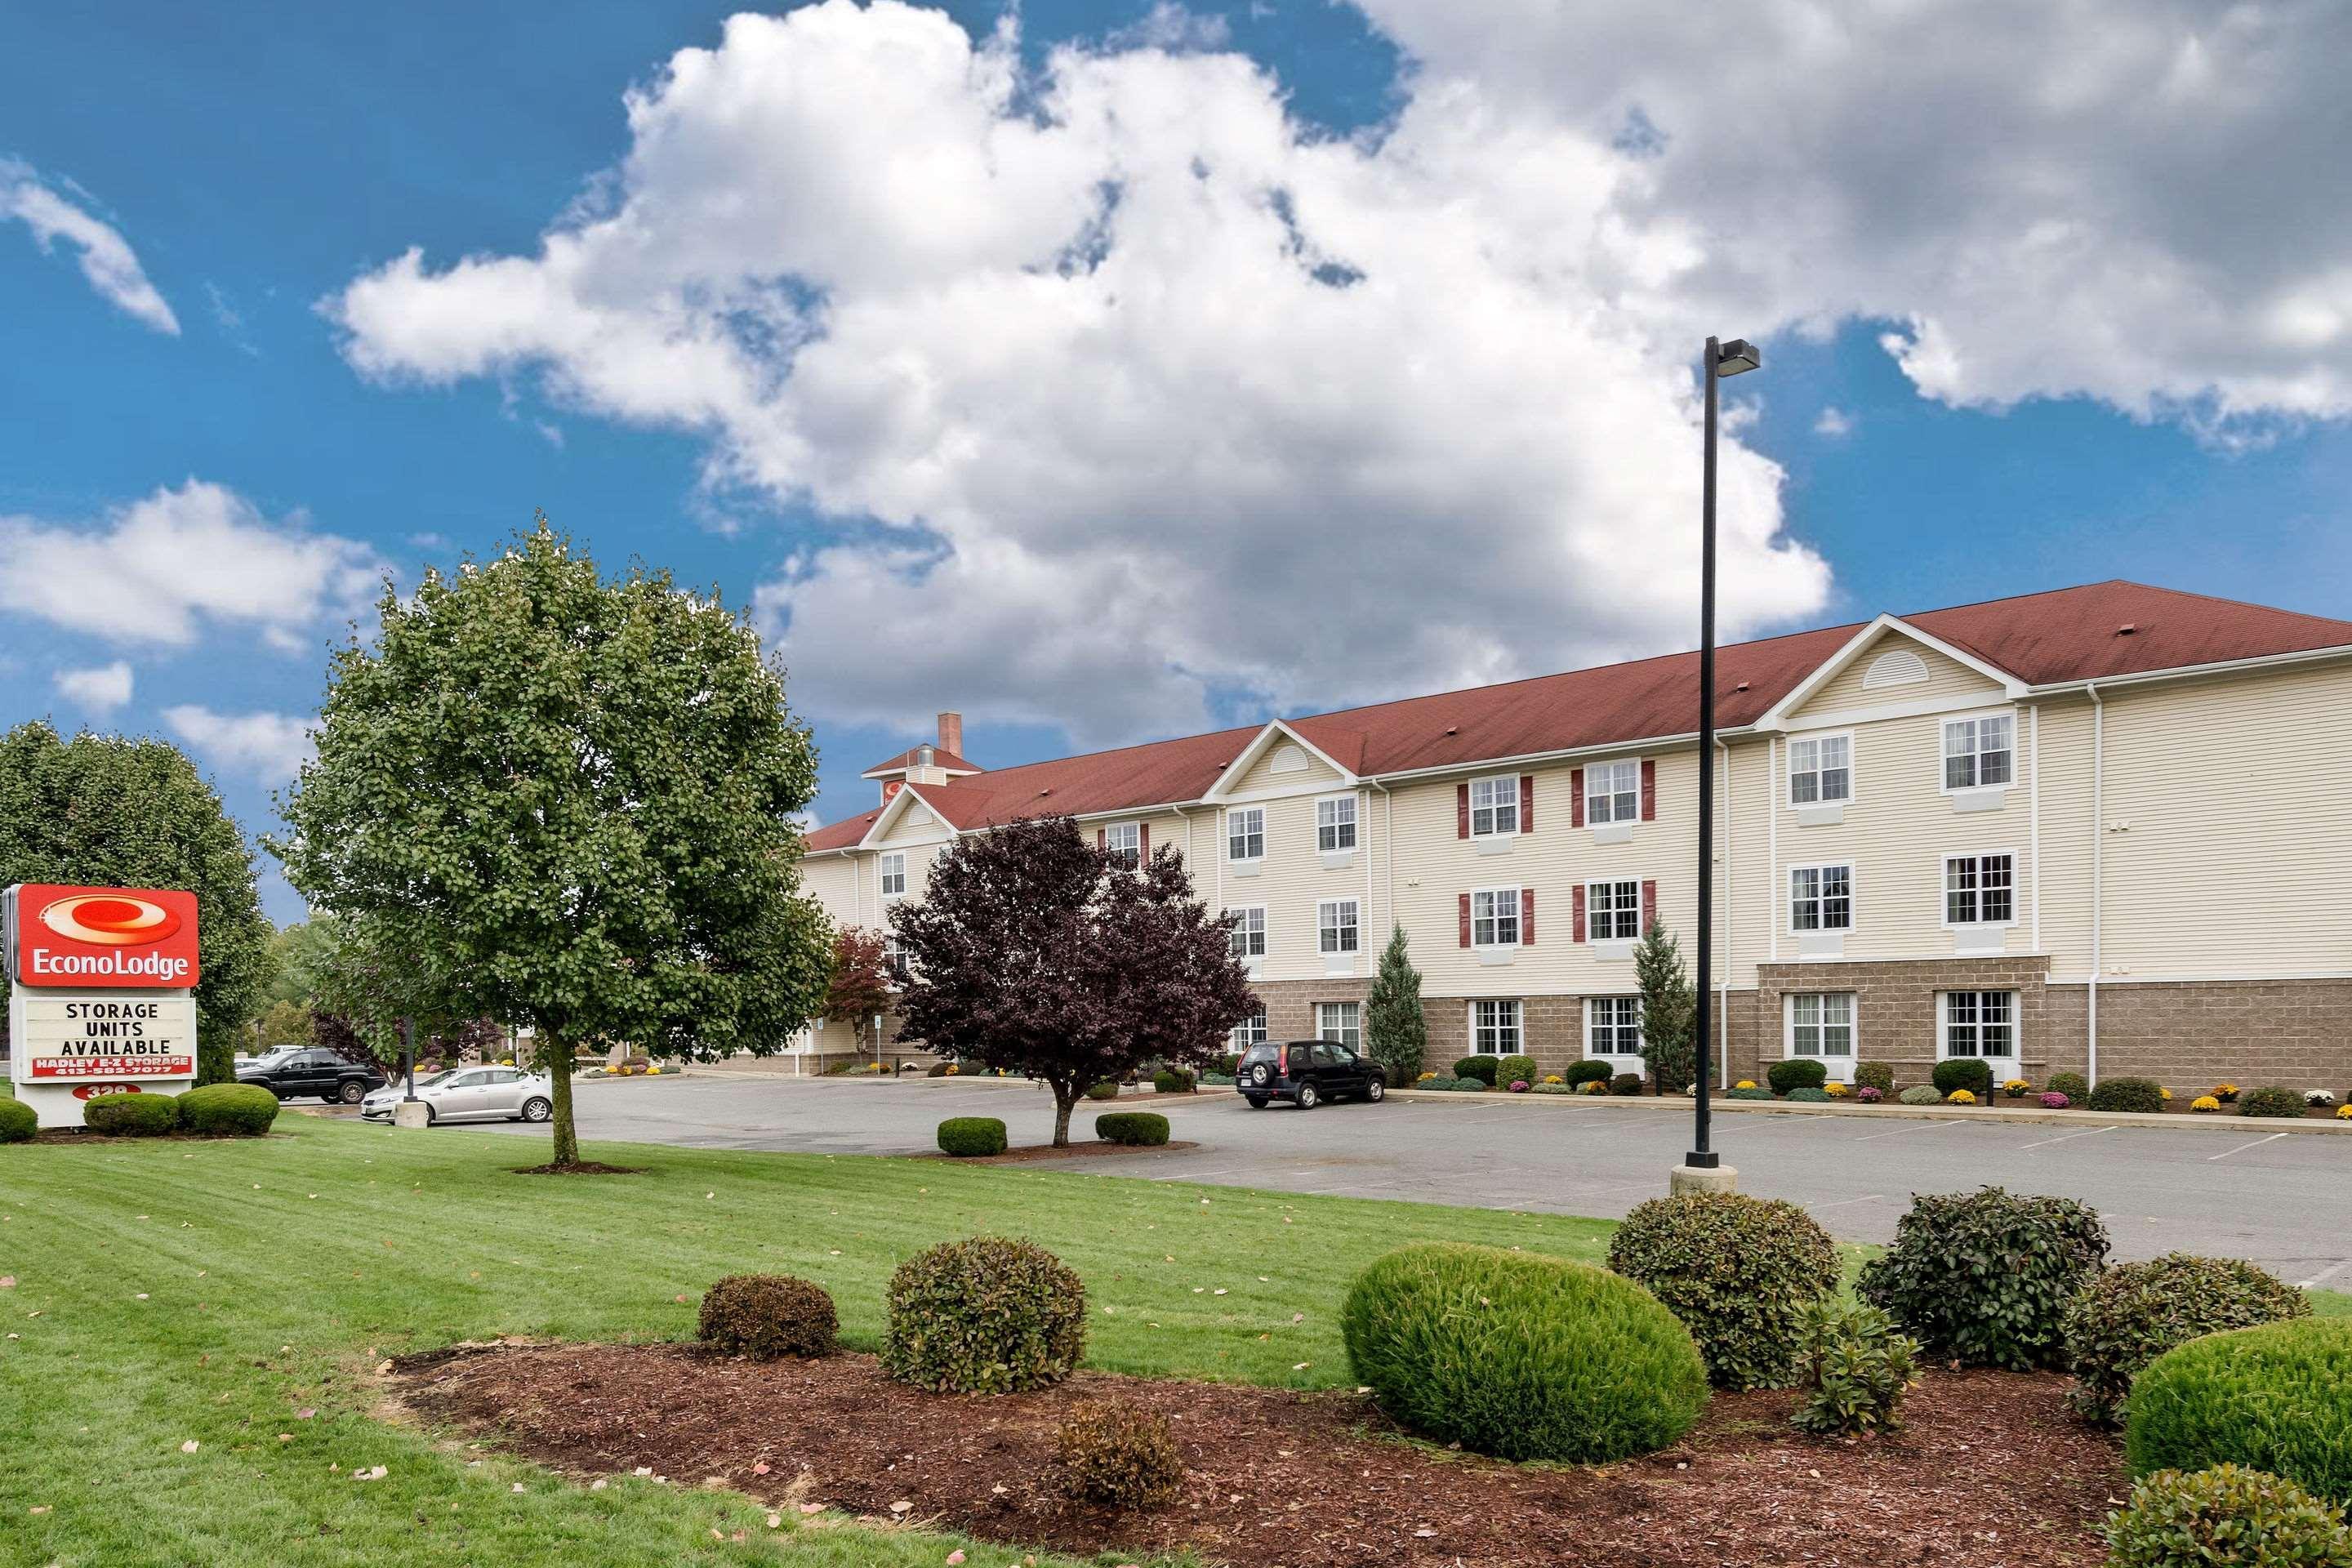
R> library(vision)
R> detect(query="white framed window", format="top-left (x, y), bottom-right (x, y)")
top-left (1586, 760), bottom-right (1640, 824)
top-left (882, 934), bottom-right (909, 982)
top-left (1317, 898), bottom-right (1360, 954)
top-left (1104, 822), bottom-right (1142, 871)
top-left (1226, 807), bottom-right (1264, 862)
top-left (1316, 1000), bottom-right (1361, 1050)
top-left (1587, 996), bottom-right (1642, 1058)
top-left (1587, 879), bottom-right (1641, 941)
top-left (879, 852), bottom-right (906, 900)
top-left (1228, 1009), bottom-right (1267, 1051)
top-left (1784, 992), bottom-right (1855, 1061)
top-left (1316, 795), bottom-right (1358, 853)
top-left (1472, 999), bottom-right (1523, 1056)
top-left (1942, 713), bottom-right (2015, 791)
top-left (1788, 733), bottom-right (1853, 805)
top-left (1227, 906), bottom-right (1267, 959)
top-left (1788, 863), bottom-right (1853, 933)
top-left (1471, 886), bottom-right (1521, 947)
top-left (1943, 853), bottom-right (2016, 926)
top-left (1940, 990), bottom-right (2017, 1060)
top-left (1469, 774), bottom-right (1520, 837)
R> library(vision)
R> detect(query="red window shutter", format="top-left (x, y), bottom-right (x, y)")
top-left (1521, 888), bottom-right (1535, 946)
top-left (1096, 827), bottom-right (1106, 851)
top-left (1138, 823), bottom-right (1149, 859)
top-left (1570, 768), bottom-right (1585, 828)
top-left (1641, 759), bottom-right (1657, 822)
top-left (1519, 775), bottom-right (1535, 833)
top-left (1642, 878), bottom-right (1658, 933)
top-left (1571, 884), bottom-right (1587, 943)
top-left (1456, 782), bottom-right (1470, 839)
top-left (1458, 893), bottom-right (1472, 948)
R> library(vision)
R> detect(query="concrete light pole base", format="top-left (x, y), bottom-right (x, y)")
top-left (1670, 1162), bottom-right (1739, 1196)
top-left (393, 1101), bottom-right (431, 1129)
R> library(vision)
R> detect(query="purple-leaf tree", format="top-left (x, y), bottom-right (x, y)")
top-left (822, 926), bottom-right (897, 1058)
top-left (889, 813), bottom-right (1257, 1147)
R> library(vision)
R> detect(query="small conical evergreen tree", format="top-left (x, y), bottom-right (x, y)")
top-left (1365, 923), bottom-right (1428, 1088)
top-left (1633, 920), bottom-right (1698, 1094)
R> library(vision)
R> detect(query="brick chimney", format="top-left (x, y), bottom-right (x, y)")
top-left (937, 710), bottom-right (963, 759)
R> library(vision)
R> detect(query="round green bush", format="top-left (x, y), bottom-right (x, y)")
top-left (2090, 1076), bottom-right (2167, 1114)
top-left (1766, 1058), bottom-right (1829, 1094)
top-left (1609, 1071), bottom-right (1645, 1096)
top-left (1054, 1401), bottom-right (1182, 1509)
top-left (1896, 1085), bottom-right (1941, 1105)
top-left (1450, 1079), bottom-right (1489, 1093)
top-left (1564, 1060), bottom-right (1613, 1088)
top-left (1085, 1080), bottom-right (1122, 1100)
top-left (1094, 1111), bottom-right (1169, 1146)
top-left (936, 1116), bottom-right (1008, 1157)
top-left (0, 1098), bottom-right (37, 1143)
top-left (1784, 1086), bottom-right (1832, 1103)
top-left (1607, 1192), bottom-right (1841, 1390)
top-left (881, 1236), bottom-right (1087, 1394)
top-left (1726, 1085), bottom-right (1776, 1101)
top-left (2128, 1320), bottom-right (2352, 1503)
top-left (2048, 1071), bottom-right (2091, 1103)
top-left (1495, 1054), bottom-right (1539, 1089)
top-left (2068, 1254), bottom-right (2309, 1424)
top-left (1151, 1067), bottom-right (1195, 1094)
top-left (1340, 1242), bottom-right (1708, 1463)
top-left (1853, 1061), bottom-right (1895, 1094)
top-left (1857, 1186), bottom-right (2109, 1370)
top-left (1931, 1058), bottom-right (1994, 1098)
top-left (1451, 1056), bottom-right (1499, 1086)
top-left (697, 1273), bottom-right (838, 1358)
top-left (176, 1084), bottom-right (280, 1137)
top-left (2106, 1464), bottom-right (2352, 1568)
top-left (2238, 1086), bottom-right (2307, 1120)
top-left (83, 1092), bottom-right (180, 1137)
top-left (1417, 1076), bottom-right (1459, 1090)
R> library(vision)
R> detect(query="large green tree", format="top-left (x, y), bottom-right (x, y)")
top-left (1633, 919), bottom-right (1698, 1094)
top-left (0, 722), bottom-right (273, 1083)
top-left (1364, 922), bottom-right (1428, 1088)
top-left (272, 522), bottom-right (831, 1168)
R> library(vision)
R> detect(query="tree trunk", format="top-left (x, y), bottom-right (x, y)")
top-left (1051, 1080), bottom-right (1077, 1147)
top-left (546, 1036), bottom-right (580, 1167)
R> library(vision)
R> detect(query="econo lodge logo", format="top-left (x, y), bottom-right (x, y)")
top-left (12, 884), bottom-right (200, 987)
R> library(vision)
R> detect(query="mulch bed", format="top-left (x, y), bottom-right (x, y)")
top-left (394, 1343), bottom-right (2125, 1567)
top-left (507, 1160), bottom-right (647, 1176)
top-left (17, 1129), bottom-right (287, 1146)
top-left (916, 1139), bottom-right (1202, 1164)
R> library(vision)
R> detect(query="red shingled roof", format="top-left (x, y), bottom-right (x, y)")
top-left (803, 581), bottom-right (2352, 852)
top-left (858, 746), bottom-right (982, 777)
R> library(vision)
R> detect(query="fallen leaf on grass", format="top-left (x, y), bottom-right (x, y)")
top-left (590, 1478), bottom-right (607, 1491)
top-left (889, 1500), bottom-right (913, 1514)
top-left (0, 1277), bottom-right (13, 1289)
top-left (766, 1513), bottom-right (782, 1529)
top-left (798, 1503), bottom-right (823, 1515)
top-left (180, 1441), bottom-right (199, 1453)
top-left (947, 1553), bottom-right (965, 1564)
top-left (752, 1461), bottom-right (771, 1475)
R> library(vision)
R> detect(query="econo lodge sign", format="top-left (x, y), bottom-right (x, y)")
top-left (6, 884), bottom-right (202, 1125)
top-left (11, 885), bottom-right (200, 987)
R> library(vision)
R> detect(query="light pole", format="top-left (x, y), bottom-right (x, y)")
top-left (1682, 334), bottom-right (1759, 1193)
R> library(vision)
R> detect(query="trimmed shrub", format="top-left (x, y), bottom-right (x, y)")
top-left (1607, 1192), bottom-right (1841, 1390)
top-left (697, 1273), bottom-right (838, 1359)
top-left (1218, 1053), bottom-right (1241, 1076)
top-left (83, 1092), bottom-right (180, 1137)
top-left (1857, 1187), bottom-right (2109, 1370)
top-left (2128, 1320), bottom-right (2352, 1503)
top-left (1609, 1072), bottom-right (1645, 1096)
top-left (2068, 1253), bottom-right (2310, 1424)
top-left (1095, 1111), bottom-right (1170, 1146)
top-left (1784, 1086), bottom-right (1832, 1103)
top-left (2049, 1071), bottom-right (2091, 1102)
top-left (881, 1236), bottom-right (1086, 1394)
top-left (1897, 1085), bottom-right (1941, 1105)
top-left (1564, 1060), bottom-right (1613, 1088)
top-left (1790, 1300), bottom-right (1919, 1437)
top-left (176, 1084), bottom-right (280, 1137)
top-left (1726, 1085), bottom-right (1775, 1101)
top-left (936, 1117), bottom-right (1008, 1157)
top-left (1496, 1054), bottom-right (1539, 1091)
top-left (925, 1061), bottom-right (953, 1077)
top-left (2238, 1086), bottom-right (2307, 1120)
top-left (1452, 1056), bottom-right (1499, 1085)
top-left (1451, 1079), bottom-right (1490, 1093)
top-left (1151, 1067), bottom-right (1195, 1094)
top-left (2090, 1076), bottom-right (2167, 1115)
top-left (2106, 1464), bottom-right (2352, 1568)
top-left (0, 1098), bottom-right (40, 1143)
top-left (1340, 1242), bottom-right (1708, 1463)
top-left (1085, 1080), bottom-right (1122, 1100)
top-left (1054, 1401), bottom-right (1182, 1510)
top-left (1766, 1058), bottom-right (1829, 1094)
top-left (1531, 1084), bottom-right (1576, 1095)
top-left (1418, 1076), bottom-right (1460, 1090)
top-left (1854, 1061), bottom-right (1895, 1094)
top-left (2042, 1092), bottom-right (2073, 1109)
top-left (1931, 1058), bottom-right (1994, 1098)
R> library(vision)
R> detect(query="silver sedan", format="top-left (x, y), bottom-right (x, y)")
top-left (359, 1066), bottom-right (554, 1125)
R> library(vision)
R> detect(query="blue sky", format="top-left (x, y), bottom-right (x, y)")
top-left (5, 0), bottom-right (2350, 923)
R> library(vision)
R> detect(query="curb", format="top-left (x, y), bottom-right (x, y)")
top-left (1385, 1087), bottom-right (2352, 1134)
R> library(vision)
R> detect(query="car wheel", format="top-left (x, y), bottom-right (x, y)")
top-left (519, 1097), bottom-right (552, 1123)
top-left (1296, 1083), bottom-right (1319, 1110)
top-left (1244, 1096), bottom-right (1270, 1110)
top-left (1366, 1078), bottom-right (1385, 1102)
top-left (337, 1080), bottom-right (366, 1105)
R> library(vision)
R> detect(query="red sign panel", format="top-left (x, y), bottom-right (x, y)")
top-left (11, 885), bottom-right (201, 987)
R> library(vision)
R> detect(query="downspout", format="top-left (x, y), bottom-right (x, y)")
top-left (2087, 682), bottom-right (2103, 1088)
top-left (1717, 737), bottom-right (1734, 1090)
top-left (1368, 778), bottom-right (1396, 944)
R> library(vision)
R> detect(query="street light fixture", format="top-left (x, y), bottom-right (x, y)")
top-left (1684, 335), bottom-right (1758, 1189)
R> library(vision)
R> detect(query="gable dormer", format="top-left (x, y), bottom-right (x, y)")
top-left (862, 710), bottom-right (984, 803)
top-left (1201, 719), bottom-right (1359, 802)
top-left (1759, 617), bottom-right (2025, 731)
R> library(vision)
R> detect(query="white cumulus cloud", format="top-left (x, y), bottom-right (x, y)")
top-left (162, 706), bottom-right (314, 786)
top-left (0, 479), bottom-right (382, 653)
top-left (53, 661), bottom-right (133, 712)
top-left (1, 158), bottom-right (180, 334)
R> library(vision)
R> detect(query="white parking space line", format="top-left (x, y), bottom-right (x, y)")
top-left (2208, 1132), bottom-right (2291, 1161)
top-left (1849, 1120), bottom-right (1956, 1143)
top-left (2297, 1258), bottom-right (2352, 1290)
top-left (1811, 1193), bottom-right (1887, 1211)
top-left (2016, 1125), bottom-right (2117, 1152)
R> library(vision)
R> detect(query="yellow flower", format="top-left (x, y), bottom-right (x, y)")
top-left (1735, 1080), bottom-right (1757, 1090)
top-left (2215, 1084), bottom-right (2239, 1095)
top-left (1579, 1080), bottom-right (1606, 1094)
top-left (1823, 1082), bottom-right (1851, 1098)
top-left (1946, 1089), bottom-right (1976, 1104)
top-left (1418, 1071), bottom-right (1437, 1081)
top-left (645, 1065), bottom-right (661, 1075)
top-left (2160, 1086), bottom-right (2174, 1100)
top-left (2191, 1095), bottom-right (2221, 1112)
top-left (2337, 1103), bottom-right (2352, 1121)
top-left (1544, 1075), bottom-right (1565, 1085)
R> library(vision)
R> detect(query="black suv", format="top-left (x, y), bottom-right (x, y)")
top-left (1236, 1039), bottom-right (1385, 1110)
top-left (237, 1047), bottom-right (387, 1105)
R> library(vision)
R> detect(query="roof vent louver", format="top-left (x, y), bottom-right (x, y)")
top-left (1861, 648), bottom-right (1931, 689)
top-left (2116, 623), bottom-right (2136, 635)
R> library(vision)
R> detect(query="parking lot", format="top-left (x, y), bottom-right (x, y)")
top-left (459, 1073), bottom-right (2352, 1283)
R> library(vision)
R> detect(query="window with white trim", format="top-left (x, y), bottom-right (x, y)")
top-left (1943, 714), bottom-right (2014, 791)
top-left (1944, 853), bottom-right (2015, 925)
top-left (1788, 734), bottom-right (1852, 804)
top-left (1105, 822), bottom-right (1141, 871)
top-left (1226, 807), bottom-right (1264, 862)
top-left (1785, 992), bottom-right (1855, 1059)
top-left (882, 934), bottom-right (909, 983)
top-left (1471, 887), bottom-right (1521, 947)
top-left (1789, 864), bottom-right (1853, 931)
top-left (1588, 996), bottom-right (1642, 1058)
top-left (1316, 1000), bottom-right (1361, 1050)
top-left (1317, 899), bottom-right (1360, 954)
top-left (879, 853), bottom-right (906, 900)
top-left (1586, 760), bottom-right (1640, 824)
top-left (1468, 774), bottom-right (1519, 836)
top-left (1472, 1000), bottom-right (1522, 1056)
top-left (1940, 990), bottom-right (2016, 1059)
top-left (1228, 1009), bottom-right (1267, 1051)
top-left (1227, 906), bottom-right (1266, 960)
top-left (1587, 880), bottom-right (1641, 941)
top-left (1316, 795), bottom-right (1357, 852)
